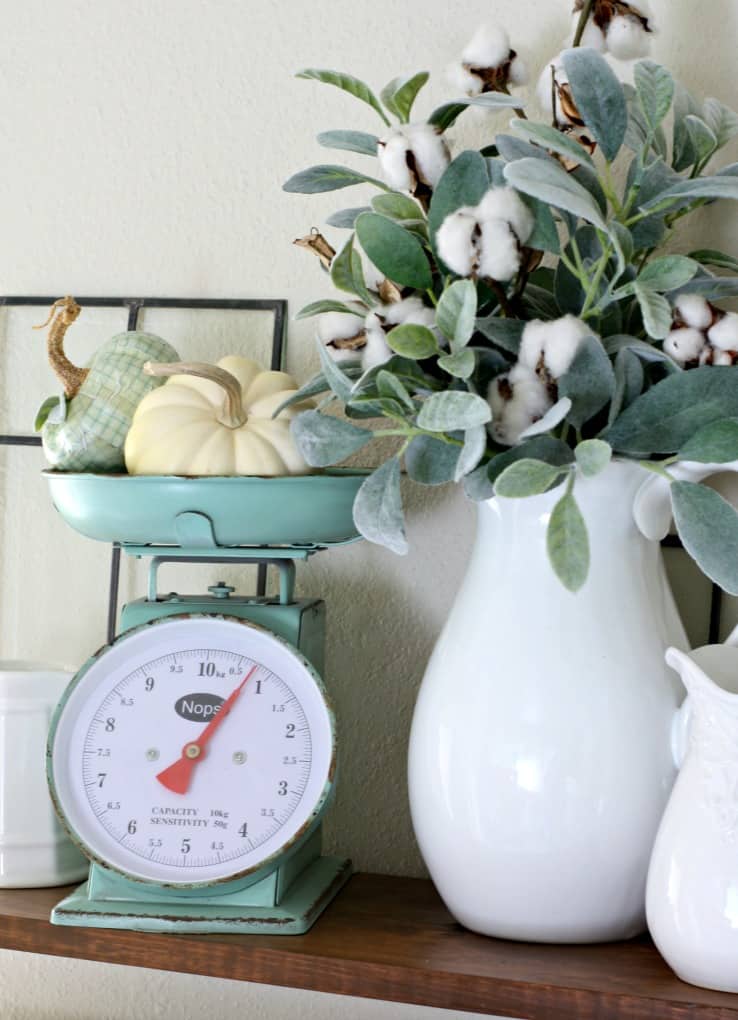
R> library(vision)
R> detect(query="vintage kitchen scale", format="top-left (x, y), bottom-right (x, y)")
top-left (22, 295), bottom-right (365, 935)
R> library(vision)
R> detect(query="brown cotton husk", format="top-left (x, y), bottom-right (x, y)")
top-left (557, 83), bottom-right (586, 128)
top-left (293, 229), bottom-right (336, 269)
top-left (574, 0), bottom-right (651, 31)
top-left (329, 330), bottom-right (367, 352)
top-left (464, 49), bottom-right (516, 93)
top-left (378, 279), bottom-right (403, 304)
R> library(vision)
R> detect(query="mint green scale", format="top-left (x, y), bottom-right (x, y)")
top-left (48, 520), bottom-right (355, 935)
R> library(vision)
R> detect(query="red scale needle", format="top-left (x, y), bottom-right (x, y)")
top-left (156, 666), bottom-right (258, 795)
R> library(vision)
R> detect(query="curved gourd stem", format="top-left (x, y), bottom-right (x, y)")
top-left (33, 296), bottom-right (88, 399)
top-left (144, 361), bottom-right (247, 429)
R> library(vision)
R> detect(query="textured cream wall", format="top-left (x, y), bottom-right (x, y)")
top-left (0, 0), bottom-right (736, 1017)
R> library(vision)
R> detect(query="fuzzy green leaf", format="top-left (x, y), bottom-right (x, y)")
top-left (283, 164), bottom-right (387, 194)
top-left (417, 391), bottom-right (491, 432)
top-left (518, 398), bottom-right (572, 440)
top-left (317, 130), bottom-right (379, 157)
top-left (703, 97), bottom-right (738, 149)
top-left (376, 370), bottom-right (415, 413)
top-left (386, 323), bottom-right (438, 360)
top-left (562, 47), bottom-right (627, 162)
top-left (634, 61), bottom-right (674, 134)
top-left (454, 426), bottom-right (487, 482)
top-left (353, 458), bottom-right (408, 555)
top-left (504, 157), bottom-right (606, 230)
top-left (380, 71), bottom-right (429, 123)
top-left (296, 299), bottom-right (364, 320)
top-left (495, 458), bottom-right (568, 498)
top-left (690, 249), bottom-right (738, 274)
top-left (636, 255), bottom-right (699, 293)
top-left (291, 410), bottom-right (372, 467)
top-left (671, 481), bottom-right (738, 594)
top-left (330, 236), bottom-right (375, 305)
top-left (607, 366), bottom-right (738, 455)
top-left (316, 339), bottom-right (356, 401)
top-left (405, 435), bottom-right (459, 485)
top-left (371, 193), bottom-right (424, 221)
top-left (547, 489), bottom-right (590, 592)
top-left (428, 151), bottom-right (490, 253)
top-left (428, 92), bottom-right (522, 131)
top-left (475, 315), bottom-right (525, 354)
top-left (325, 207), bottom-right (371, 229)
top-left (679, 418), bottom-right (738, 464)
top-left (436, 280), bottom-right (477, 349)
top-left (575, 439), bottom-right (612, 478)
top-left (296, 68), bottom-right (390, 125)
top-left (355, 212), bottom-right (432, 290)
top-left (511, 119), bottom-right (594, 168)
top-left (635, 285), bottom-right (672, 340)
top-left (558, 335), bottom-right (615, 429)
top-left (438, 349), bottom-right (475, 379)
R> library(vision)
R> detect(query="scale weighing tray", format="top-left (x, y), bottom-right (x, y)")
top-left (44, 470), bottom-right (367, 548)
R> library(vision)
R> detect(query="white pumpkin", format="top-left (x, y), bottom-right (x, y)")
top-left (124, 357), bottom-right (311, 476)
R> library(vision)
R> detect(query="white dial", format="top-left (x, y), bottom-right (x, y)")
top-left (49, 616), bottom-right (334, 886)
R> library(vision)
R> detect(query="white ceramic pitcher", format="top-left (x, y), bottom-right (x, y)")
top-left (647, 634), bottom-right (738, 992)
top-left (408, 458), bottom-right (736, 943)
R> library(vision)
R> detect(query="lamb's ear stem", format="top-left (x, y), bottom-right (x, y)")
top-left (143, 361), bottom-right (247, 429)
top-left (33, 296), bottom-right (87, 399)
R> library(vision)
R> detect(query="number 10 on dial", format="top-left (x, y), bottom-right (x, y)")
top-left (48, 615), bottom-right (347, 932)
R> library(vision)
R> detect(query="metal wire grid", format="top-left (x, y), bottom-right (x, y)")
top-left (0, 296), bottom-right (286, 642)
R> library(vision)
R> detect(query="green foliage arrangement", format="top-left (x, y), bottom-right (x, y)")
top-left (282, 1), bottom-right (738, 592)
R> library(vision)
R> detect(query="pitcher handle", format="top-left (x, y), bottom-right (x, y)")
top-left (671, 697), bottom-right (692, 769)
top-left (634, 458), bottom-right (738, 541)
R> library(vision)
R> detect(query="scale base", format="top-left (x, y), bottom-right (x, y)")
top-left (51, 855), bottom-right (352, 935)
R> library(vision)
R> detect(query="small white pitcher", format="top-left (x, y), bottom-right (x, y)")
top-left (0, 663), bottom-right (87, 887)
top-left (647, 632), bottom-right (738, 992)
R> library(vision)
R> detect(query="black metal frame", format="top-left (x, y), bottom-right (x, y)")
top-left (0, 295), bottom-right (287, 642)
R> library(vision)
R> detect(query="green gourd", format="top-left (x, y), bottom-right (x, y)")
top-left (35, 297), bottom-right (180, 472)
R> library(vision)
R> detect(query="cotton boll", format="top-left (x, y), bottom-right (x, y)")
top-left (664, 327), bottom-right (706, 365)
top-left (605, 15), bottom-right (652, 60)
top-left (675, 293), bottom-right (712, 331)
top-left (462, 24), bottom-right (511, 69)
top-left (478, 219), bottom-right (522, 282)
top-left (476, 187), bottom-right (534, 244)
top-left (405, 123), bottom-right (450, 188)
top-left (378, 132), bottom-right (414, 191)
top-left (383, 296), bottom-right (435, 329)
top-left (712, 350), bottom-right (736, 366)
top-left (542, 315), bottom-right (589, 378)
top-left (446, 61), bottom-right (482, 96)
top-left (316, 309), bottom-right (366, 364)
top-left (361, 313), bottom-right (393, 371)
top-left (508, 55), bottom-right (529, 86)
top-left (437, 208), bottom-right (479, 276)
top-left (488, 364), bottom-right (552, 446)
top-left (570, 15), bottom-right (606, 51)
top-left (518, 320), bottom-right (549, 373)
top-left (708, 312), bottom-right (738, 352)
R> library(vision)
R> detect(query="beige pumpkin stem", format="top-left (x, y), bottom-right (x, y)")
top-left (144, 361), bottom-right (247, 429)
top-left (33, 296), bottom-right (88, 399)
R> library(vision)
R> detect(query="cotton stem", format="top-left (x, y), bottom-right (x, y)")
top-left (572, 0), bottom-right (596, 46)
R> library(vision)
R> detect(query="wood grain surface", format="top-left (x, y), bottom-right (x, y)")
top-left (0, 874), bottom-right (736, 1018)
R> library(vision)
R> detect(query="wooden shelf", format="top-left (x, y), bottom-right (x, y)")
top-left (0, 874), bottom-right (736, 1019)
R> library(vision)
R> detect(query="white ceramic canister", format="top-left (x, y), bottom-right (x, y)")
top-left (0, 662), bottom-right (88, 886)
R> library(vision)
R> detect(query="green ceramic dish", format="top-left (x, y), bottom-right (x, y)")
top-left (43, 471), bottom-right (367, 548)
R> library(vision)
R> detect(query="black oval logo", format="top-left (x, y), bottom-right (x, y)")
top-left (174, 693), bottom-right (224, 722)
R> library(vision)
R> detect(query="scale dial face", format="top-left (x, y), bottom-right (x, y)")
top-left (49, 615), bottom-right (335, 887)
